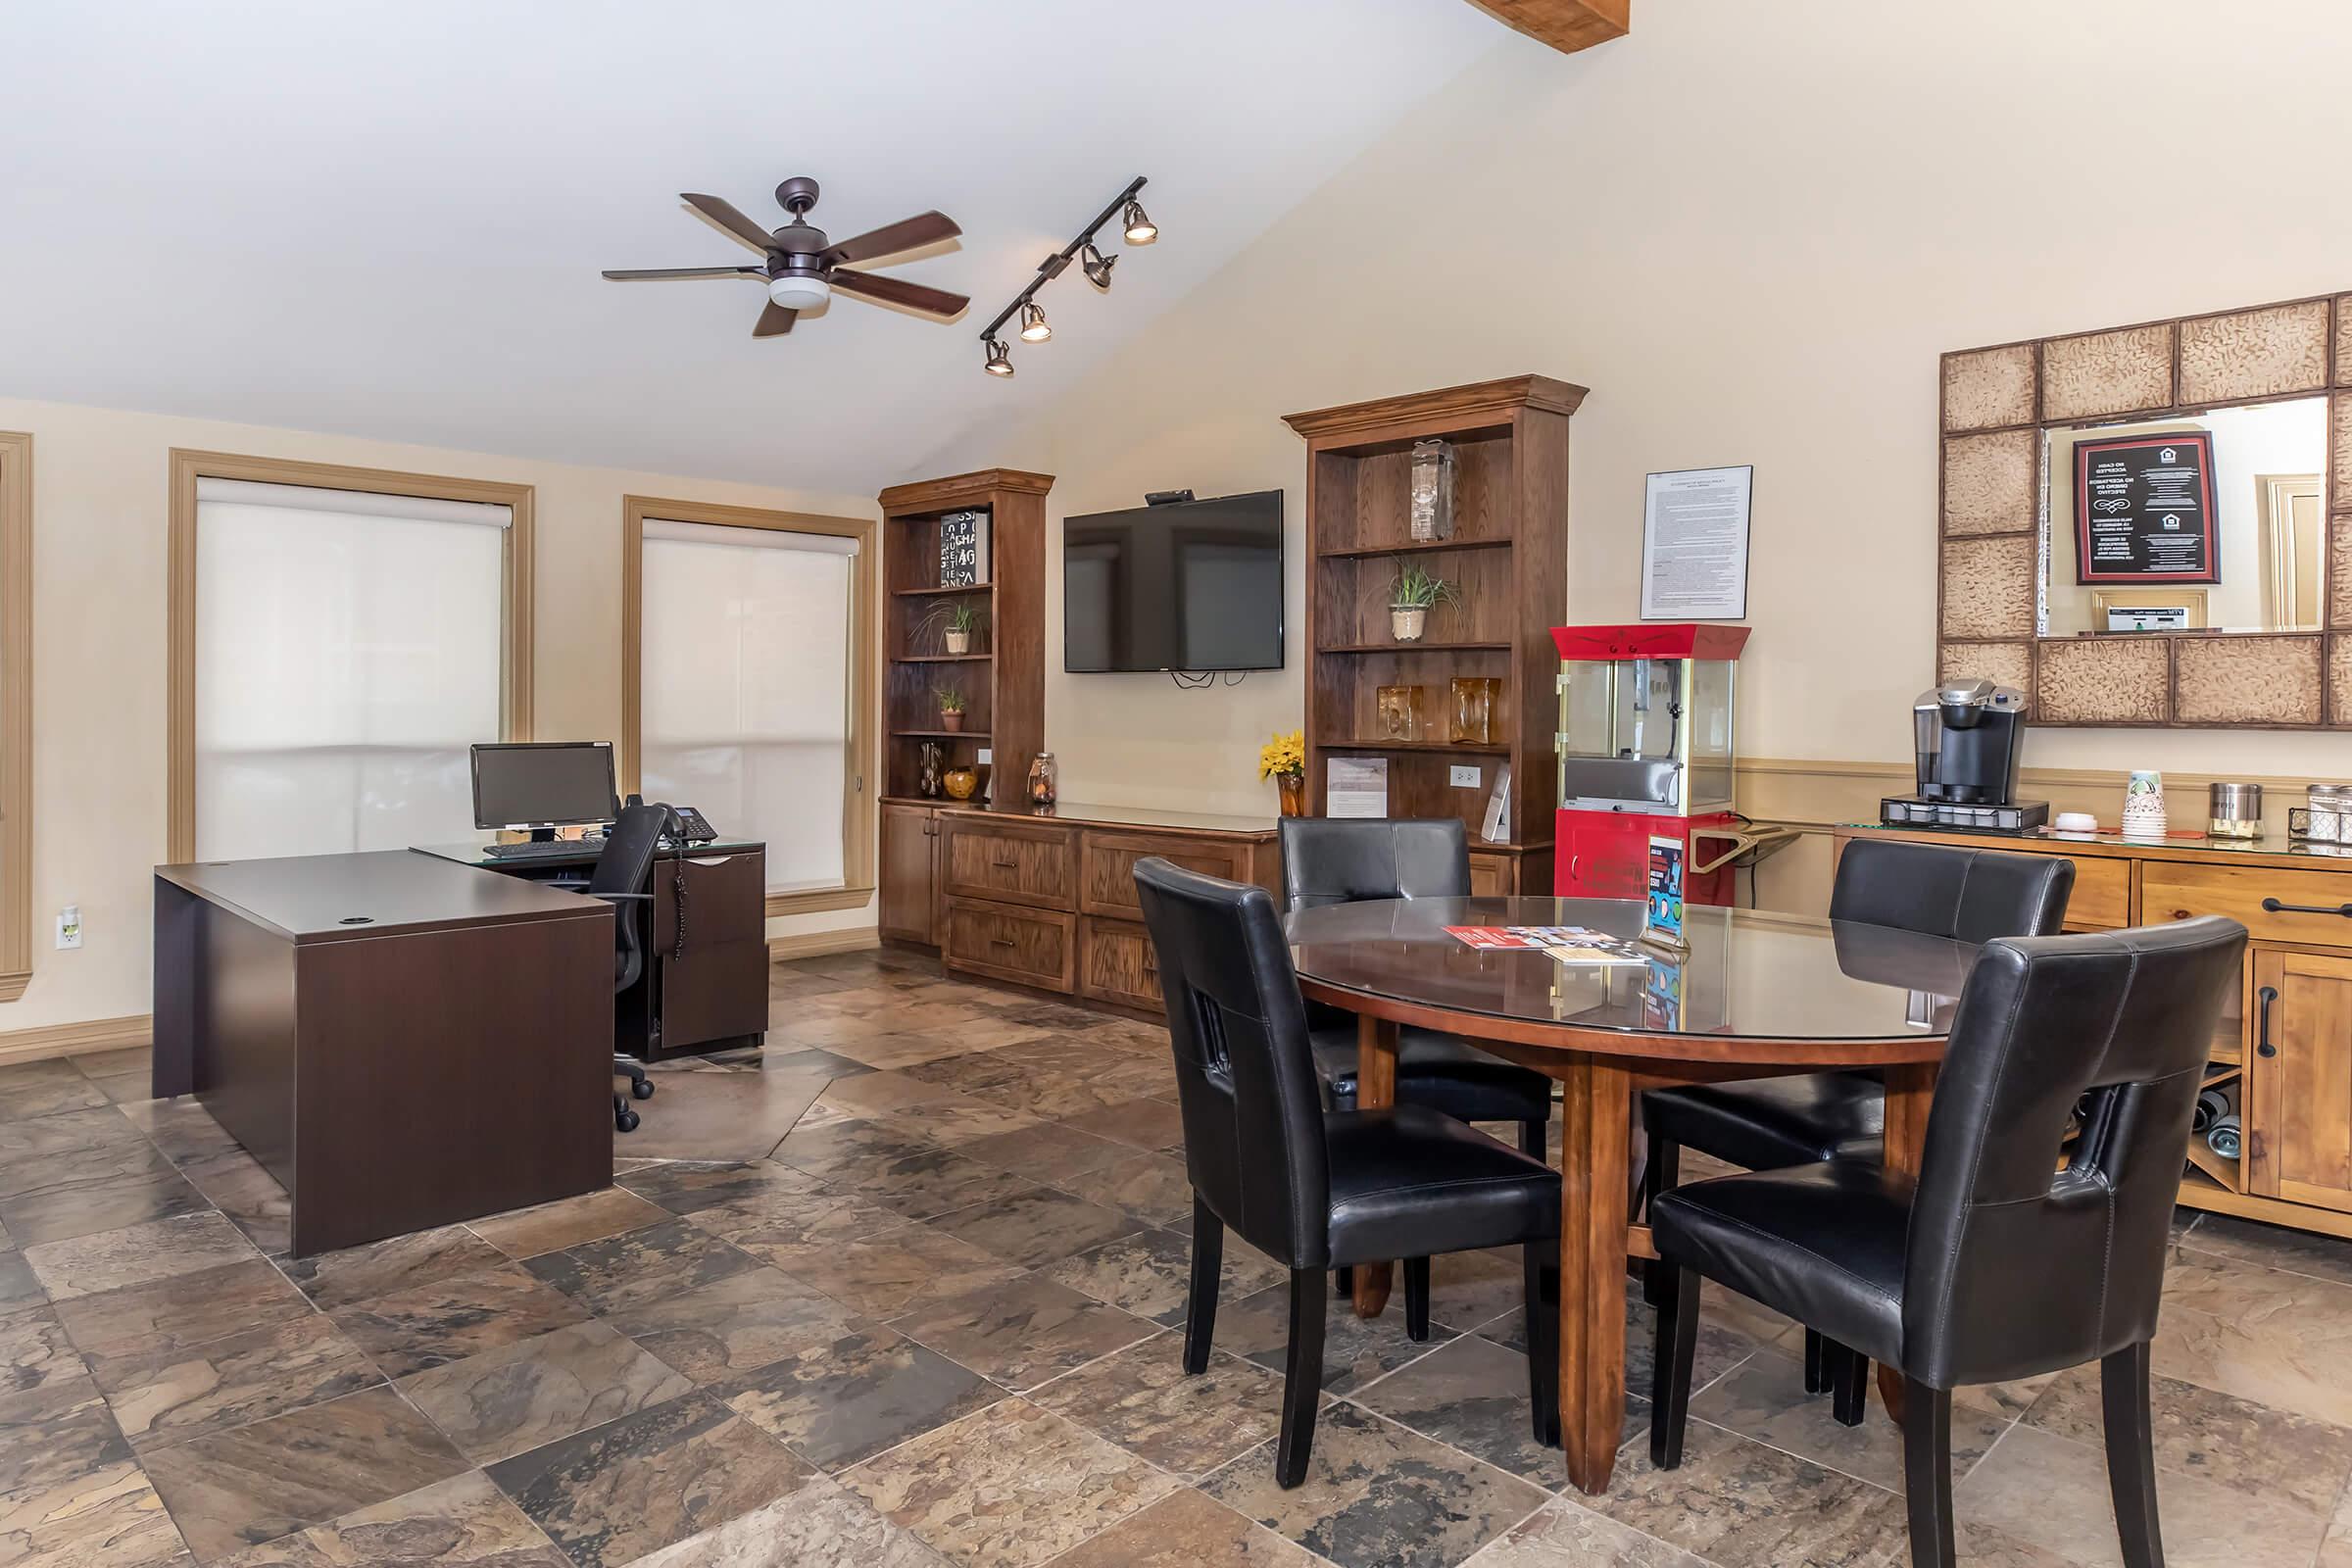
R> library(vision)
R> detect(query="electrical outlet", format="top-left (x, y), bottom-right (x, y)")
top-left (1449, 764), bottom-right (1483, 789)
top-left (56, 906), bottom-right (82, 950)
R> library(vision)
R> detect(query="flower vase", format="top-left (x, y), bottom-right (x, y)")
top-left (1277, 775), bottom-right (1306, 817)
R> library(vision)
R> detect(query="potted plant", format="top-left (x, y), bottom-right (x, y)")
top-left (936, 686), bottom-right (967, 732)
top-left (918, 600), bottom-right (987, 656)
top-left (1258, 728), bottom-right (1306, 817)
top-left (1387, 563), bottom-right (1458, 643)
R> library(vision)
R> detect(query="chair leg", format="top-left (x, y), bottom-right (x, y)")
top-left (1831, 1343), bottom-right (1868, 1427)
top-left (1333, 1265), bottom-right (1353, 1298)
top-left (1403, 1257), bottom-right (1432, 1342)
top-left (1521, 1117), bottom-right (1547, 1161)
top-left (1522, 1241), bottom-right (1560, 1446)
top-left (1648, 1264), bottom-right (1701, 1469)
top-left (1641, 1131), bottom-right (1681, 1307)
top-left (1901, 1379), bottom-right (1957, 1568)
top-left (2102, 1343), bottom-right (2165, 1568)
top-left (1804, 1329), bottom-right (1828, 1395)
top-left (1277, 1267), bottom-right (1327, 1489)
top-left (1183, 1196), bottom-right (1223, 1375)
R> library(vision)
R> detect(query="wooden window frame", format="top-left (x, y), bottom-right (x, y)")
top-left (621, 495), bottom-right (876, 917)
top-left (167, 450), bottom-right (535, 862)
top-left (0, 433), bottom-right (29, 1002)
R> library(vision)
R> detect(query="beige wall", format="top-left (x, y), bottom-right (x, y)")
top-left (935, 0), bottom-right (2352, 855)
top-left (0, 396), bottom-right (877, 1036)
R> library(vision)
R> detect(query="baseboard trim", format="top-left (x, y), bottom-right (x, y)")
top-left (767, 928), bottom-right (881, 962)
top-left (0, 1013), bottom-right (153, 1066)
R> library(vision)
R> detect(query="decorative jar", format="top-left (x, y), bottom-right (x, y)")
top-left (1027, 752), bottom-right (1058, 808)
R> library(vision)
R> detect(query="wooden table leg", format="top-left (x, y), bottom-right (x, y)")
top-left (1877, 1060), bottom-right (1938, 1419)
top-left (1349, 1014), bottom-right (1400, 1319)
top-left (1556, 1052), bottom-right (1632, 1494)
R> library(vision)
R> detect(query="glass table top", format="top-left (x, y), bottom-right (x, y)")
top-left (1285, 897), bottom-right (1981, 1043)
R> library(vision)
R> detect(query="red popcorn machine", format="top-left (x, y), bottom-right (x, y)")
top-left (1551, 622), bottom-right (1752, 906)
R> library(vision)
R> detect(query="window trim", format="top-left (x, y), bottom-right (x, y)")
top-left (621, 494), bottom-right (876, 917)
top-left (0, 432), bottom-right (30, 1003)
top-left (167, 450), bottom-right (535, 862)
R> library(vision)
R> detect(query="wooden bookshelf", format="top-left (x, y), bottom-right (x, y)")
top-left (876, 468), bottom-right (1054, 805)
top-left (1284, 376), bottom-right (1585, 894)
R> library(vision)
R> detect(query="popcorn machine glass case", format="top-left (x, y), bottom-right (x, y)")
top-left (1552, 623), bottom-right (1751, 904)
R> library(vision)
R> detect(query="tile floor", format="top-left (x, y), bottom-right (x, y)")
top-left (2, 946), bottom-right (2351, 1567)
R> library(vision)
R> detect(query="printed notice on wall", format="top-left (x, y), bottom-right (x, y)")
top-left (1641, 466), bottom-right (1752, 620)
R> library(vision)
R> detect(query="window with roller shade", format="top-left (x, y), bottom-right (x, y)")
top-left (191, 475), bottom-right (515, 859)
top-left (636, 516), bottom-right (866, 897)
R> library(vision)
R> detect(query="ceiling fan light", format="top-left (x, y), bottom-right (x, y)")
top-left (1081, 242), bottom-right (1116, 290)
top-left (983, 338), bottom-right (1014, 377)
top-left (767, 272), bottom-right (830, 310)
top-left (1121, 198), bottom-right (1157, 245)
top-left (1018, 302), bottom-right (1052, 343)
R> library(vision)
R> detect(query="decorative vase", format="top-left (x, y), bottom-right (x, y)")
top-left (943, 767), bottom-right (978, 801)
top-left (1277, 774), bottom-right (1306, 817)
top-left (940, 710), bottom-right (963, 733)
top-left (1390, 606), bottom-right (1427, 643)
top-left (1408, 438), bottom-right (1455, 542)
top-left (1027, 752), bottom-right (1058, 808)
top-left (918, 742), bottom-right (944, 799)
top-left (945, 628), bottom-right (971, 656)
top-left (1377, 684), bottom-right (1423, 741)
top-left (1448, 676), bottom-right (1499, 746)
top-left (2122, 769), bottom-right (2166, 838)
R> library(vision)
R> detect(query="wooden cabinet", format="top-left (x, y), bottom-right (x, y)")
top-left (1081, 832), bottom-right (1250, 919)
top-left (943, 897), bottom-right (1074, 991)
top-left (942, 815), bottom-right (1077, 909)
top-left (1079, 916), bottom-right (1163, 1011)
top-left (2246, 949), bottom-right (2352, 1214)
top-left (879, 804), bottom-right (940, 944)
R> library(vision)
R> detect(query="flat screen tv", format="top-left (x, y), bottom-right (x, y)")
top-left (1063, 490), bottom-right (1284, 672)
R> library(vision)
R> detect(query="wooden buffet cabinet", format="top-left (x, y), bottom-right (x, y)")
top-left (1837, 822), bottom-right (2352, 1240)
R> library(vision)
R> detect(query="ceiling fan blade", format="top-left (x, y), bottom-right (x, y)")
top-left (754, 302), bottom-right (797, 337)
top-left (821, 211), bottom-right (960, 267)
top-left (681, 192), bottom-right (778, 254)
top-left (830, 269), bottom-right (969, 318)
top-left (601, 266), bottom-right (767, 281)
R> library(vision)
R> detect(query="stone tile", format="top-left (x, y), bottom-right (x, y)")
top-left (1045, 1225), bottom-right (1288, 1326)
top-left (1206, 1400), bottom-right (1549, 1568)
top-left (179, 1152), bottom-right (291, 1256)
top-left (87, 1311), bottom-right (382, 1452)
top-left (283, 1226), bottom-right (509, 1313)
top-left (2153, 1253), bottom-right (2352, 1426)
top-left (137, 1387), bottom-right (468, 1564)
top-left (731, 1223), bottom-right (1022, 1319)
top-left (622, 1475), bottom-right (951, 1568)
top-left (0, 1374), bottom-right (132, 1494)
top-left (1460, 1497), bottom-right (1711, 1567)
top-left (23, 1212), bottom-right (255, 1300)
top-left (485, 1390), bottom-right (810, 1568)
top-left (0, 1106), bottom-right (150, 1176)
top-left (1483, 1281), bottom-right (1763, 1422)
top-left (1956, 1421), bottom-right (2330, 1568)
top-left (0, 1304), bottom-right (87, 1394)
top-left (842, 1397), bottom-right (1175, 1568)
top-left (51, 1257), bottom-right (312, 1362)
top-left (770, 1117), bottom-right (935, 1176)
top-left (807, 1067), bottom-right (963, 1120)
top-left (899, 1051), bottom-right (1036, 1096)
top-left (955, 1120), bottom-right (1130, 1183)
top-left (1577, 1418), bottom-right (1905, 1568)
top-left (975, 1069), bottom-right (1150, 1121)
top-left (721, 1326), bottom-right (1002, 1472)
top-left (898, 1099), bottom-right (1049, 1148)
top-left (1423, 1247), bottom-right (1537, 1336)
top-left (84, 1073), bottom-right (156, 1107)
top-left (397, 1320), bottom-right (696, 1465)
top-left (602, 1265), bottom-right (862, 1386)
top-left (520, 1218), bottom-right (760, 1317)
top-left (117, 1099), bottom-right (243, 1167)
top-left (613, 1158), bottom-right (825, 1217)
top-left (668, 1176), bottom-right (905, 1252)
top-left (0, 1162), bottom-right (211, 1250)
top-left (1032, 1340), bottom-right (1291, 1481)
top-left (1683, 1342), bottom-right (2005, 1494)
top-left (818, 1032), bottom-right (976, 1071)
top-left (926, 1186), bottom-right (1143, 1269)
top-left (1048, 1487), bottom-right (1326, 1568)
top-left (886, 1273), bottom-right (1154, 1392)
top-left (751, 1046), bottom-right (876, 1081)
top-left (773, 1122), bottom-right (1033, 1222)
top-left (609, 1067), bottom-right (824, 1163)
top-left (1348, 1332), bottom-right (1565, 1487)
top-left (208, 1469), bottom-right (565, 1568)
top-left (1054, 1151), bottom-right (1197, 1229)
top-left (0, 1249), bottom-right (43, 1313)
top-left (1059, 1097), bottom-right (1185, 1152)
top-left (1221, 1280), bottom-right (1456, 1396)
top-left (0, 1058), bottom-right (112, 1119)
top-left (0, 1457), bottom-right (191, 1568)
top-left (326, 1262), bottom-right (592, 1379)
top-left (465, 1187), bottom-right (670, 1260)
top-left (74, 1046), bottom-right (154, 1081)
top-left (2176, 1212), bottom-right (2352, 1288)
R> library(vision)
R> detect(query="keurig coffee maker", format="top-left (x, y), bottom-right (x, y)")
top-left (1880, 677), bottom-right (2048, 832)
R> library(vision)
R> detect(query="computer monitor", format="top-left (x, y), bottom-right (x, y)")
top-left (470, 742), bottom-right (619, 837)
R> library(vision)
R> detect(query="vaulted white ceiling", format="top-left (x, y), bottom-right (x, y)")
top-left (0, 0), bottom-right (1512, 495)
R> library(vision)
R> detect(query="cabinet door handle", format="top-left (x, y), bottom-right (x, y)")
top-left (989, 936), bottom-right (1016, 949)
top-left (991, 854), bottom-right (1020, 868)
top-left (2260, 897), bottom-right (2352, 918)
top-left (2256, 984), bottom-right (2279, 1058)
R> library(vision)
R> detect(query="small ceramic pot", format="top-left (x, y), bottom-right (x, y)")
top-left (1277, 774), bottom-right (1306, 817)
top-left (1391, 606), bottom-right (1428, 643)
top-left (944, 629), bottom-right (971, 656)
top-left (940, 710), bottom-right (964, 733)
top-left (943, 767), bottom-right (978, 801)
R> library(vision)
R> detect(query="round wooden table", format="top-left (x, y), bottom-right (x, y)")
top-left (1286, 895), bottom-right (1981, 1495)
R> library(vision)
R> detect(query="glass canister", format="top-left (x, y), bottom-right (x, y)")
top-left (1408, 438), bottom-right (1455, 542)
top-left (2308, 784), bottom-right (2352, 844)
top-left (1026, 752), bottom-right (1058, 808)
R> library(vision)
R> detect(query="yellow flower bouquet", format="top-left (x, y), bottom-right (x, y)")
top-left (1257, 729), bottom-right (1305, 781)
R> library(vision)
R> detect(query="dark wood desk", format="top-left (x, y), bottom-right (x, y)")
top-left (153, 852), bottom-right (613, 1256)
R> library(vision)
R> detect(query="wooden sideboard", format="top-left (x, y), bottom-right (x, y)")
top-left (1836, 822), bottom-right (2352, 1240)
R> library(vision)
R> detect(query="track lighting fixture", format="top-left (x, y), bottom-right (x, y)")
top-left (976, 176), bottom-right (1155, 375)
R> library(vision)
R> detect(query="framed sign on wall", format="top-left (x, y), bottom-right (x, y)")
top-left (2072, 429), bottom-right (2219, 585)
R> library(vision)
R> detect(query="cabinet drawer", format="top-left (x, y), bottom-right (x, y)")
top-left (943, 897), bottom-right (1075, 990)
top-left (942, 817), bottom-right (1076, 910)
top-left (1079, 916), bottom-right (1162, 1010)
top-left (2057, 856), bottom-right (2131, 930)
top-left (1081, 831), bottom-right (1251, 919)
top-left (2142, 860), bottom-right (2352, 949)
top-left (1468, 851), bottom-right (1511, 898)
top-left (652, 851), bottom-right (766, 942)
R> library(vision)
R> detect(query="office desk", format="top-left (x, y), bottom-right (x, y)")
top-left (415, 838), bottom-right (769, 1062)
top-left (153, 852), bottom-right (613, 1256)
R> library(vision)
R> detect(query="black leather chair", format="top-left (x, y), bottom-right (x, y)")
top-left (1135, 857), bottom-right (1563, 1488)
top-left (1641, 839), bottom-right (2074, 1396)
top-left (589, 803), bottom-right (668, 1133)
top-left (1647, 915), bottom-right (2245, 1568)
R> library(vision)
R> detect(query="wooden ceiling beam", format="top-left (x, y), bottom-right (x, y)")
top-left (1461, 0), bottom-right (1630, 57)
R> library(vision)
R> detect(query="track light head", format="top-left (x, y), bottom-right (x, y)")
top-left (1018, 301), bottom-right (1052, 343)
top-left (1121, 198), bottom-right (1157, 245)
top-left (1081, 242), bottom-right (1116, 290)
top-left (983, 337), bottom-right (1014, 376)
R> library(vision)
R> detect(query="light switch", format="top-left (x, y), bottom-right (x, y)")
top-left (1449, 764), bottom-right (1482, 789)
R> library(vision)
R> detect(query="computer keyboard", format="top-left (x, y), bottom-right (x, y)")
top-left (483, 839), bottom-right (599, 861)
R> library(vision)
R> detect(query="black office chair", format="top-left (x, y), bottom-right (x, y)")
top-left (1640, 839), bottom-right (2074, 1398)
top-left (1647, 915), bottom-right (2244, 1568)
top-left (590, 803), bottom-right (669, 1133)
top-left (1135, 857), bottom-right (1562, 1489)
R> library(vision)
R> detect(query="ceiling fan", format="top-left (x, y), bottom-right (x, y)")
top-left (602, 177), bottom-right (969, 337)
